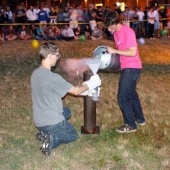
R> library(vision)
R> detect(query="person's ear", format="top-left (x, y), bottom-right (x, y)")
top-left (47, 54), bottom-right (52, 60)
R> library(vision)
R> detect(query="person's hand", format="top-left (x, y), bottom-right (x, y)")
top-left (79, 87), bottom-right (101, 97)
top-left (106, 46), bottom-right (116, 54)
top-left (83, 74), bottom-right (101, 91)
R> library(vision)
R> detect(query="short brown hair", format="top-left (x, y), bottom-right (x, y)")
top-left (104, 11), bottom-right (120, 27)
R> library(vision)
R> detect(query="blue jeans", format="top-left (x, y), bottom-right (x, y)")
top-left (37, 107), bottom-right (78, 150)
top-left (118, 69), bottom-right (145, 129)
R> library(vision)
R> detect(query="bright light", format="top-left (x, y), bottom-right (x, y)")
top-left (95, 3), bottom-right (103, 7)
top-left (116, 2), bottom-right (120, 7)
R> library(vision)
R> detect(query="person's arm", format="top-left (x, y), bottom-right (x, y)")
top-left (107, 46), bottom-right (137, 57)
top-left (68, 74), bottom-right (101, 95)
top-left (68, 84), bottom-right (89, 95)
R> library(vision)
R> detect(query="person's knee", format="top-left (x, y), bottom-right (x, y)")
top-left (63, 107), bottom-right (71, 119)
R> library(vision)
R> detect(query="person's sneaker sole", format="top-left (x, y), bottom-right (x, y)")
top-left (40, 133), bottom-right (51, 156)
top-left (116, 129), bottom-right (137, 133)
top-left (115, 124), bottom-right (137, 133)
top-left (136, 122), bottom-right (146, 126)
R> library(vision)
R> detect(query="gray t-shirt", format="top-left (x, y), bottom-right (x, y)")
top-left (30, 67), bottom-right (73, 127)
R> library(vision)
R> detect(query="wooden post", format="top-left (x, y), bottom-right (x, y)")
top-left (81, 70), bottom-right (100, 134)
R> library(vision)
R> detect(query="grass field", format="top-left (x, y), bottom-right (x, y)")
top-left (0, 39), bottom-right (170, 170)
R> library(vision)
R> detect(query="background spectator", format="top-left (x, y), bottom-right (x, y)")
top-left (17, 25), bottom-right (31, 40)
top-left (61, 24), bottom-right (75, 41)
top-left (29, 24), bottom-right (38, 38)
top-left (73, 25), bottom-right (84, 39)
top-left (0, 29), bottom-right (4, 43)
top-left (4, 25), bottom-right (17, 41)
top-left (26, 5), bottom-right (37, 23)
top-left (47, 25), bottom-right (57, 40)
top-left (49, 7), bottom-right (57, 24)
top-left (35, 24), bottom-right (48, 40)
top-left (91, 25), bottom-right (103, 40)
top-left (34, 5), bottom-right (40, 22)
top-left (147, 6), bottom-right (155, 39)
top-left (84, 24), bottom-right (92, 39)
top-left (43, 3), bottom-right (50, 22)
top-left (6, 6), bottom-right (13, 23)
top-left (54, 25), bottom-right (62, 40)
top-left (38, 6), bottom-right (48, 24)
top-left (15, 5), bottom-right (27, 24)
top-left (88, 4), bottom-right (97, 31)
top-left (96, 6), bottom-right (104, 31)
top-left (69, 5), bottom-right (78, 29)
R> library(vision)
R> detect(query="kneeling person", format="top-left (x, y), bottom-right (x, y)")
top-left (30, 42), bottom-right (101, 155)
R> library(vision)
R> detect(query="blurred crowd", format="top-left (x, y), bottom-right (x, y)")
top-left (0, 2), bottom-right (170, 44)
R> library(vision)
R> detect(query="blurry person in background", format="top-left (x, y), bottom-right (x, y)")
top-left (17, 25), bottom-right (31, 40)
top-left (147, 6), bottom-right (155, 39)
top-left (15, 4), bottom-right (27, 24)
top-left (35, 24), bottom-right (48, 40)
top-left (153, 6), bottom-right (160, 38)
top-left (88, 4), bottom-right (97, 31)
top-left (38, 6), bottom-right (48, 24)
top-left (43, 3), bottom-right (50, 22)
top-left (96, 6), bottom-right (104, 31)
top-left (26, 5), bottom-right (37, 23)
top-left (0, 29), bottom-right (5, 44)
top-left (69, 5), bottom-right (78, 29)
top-left (49, 7), bottom-right (57, 24)
top-left (61, 24), bottom-right (75, 41)
top-left (84, 24), bottom-right (92, 39)
top-left (34, 5), bottom-right (40, 22)
top-left (6, 6), bottom-right (14, 23)
top-left (91, 25), bottom-right (103, 40)
top-left (4, 25), bottom-right (17, 41)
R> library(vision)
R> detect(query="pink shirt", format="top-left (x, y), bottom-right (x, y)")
top-left (113, 24), bottom-right (142, 69)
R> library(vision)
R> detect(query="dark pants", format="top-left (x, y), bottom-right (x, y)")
top-left (37, 107), bottom-right (78, 150)
top-left (117, 69), bottom-right (145, 129)
top-left (148, 23), bottom-right (154, 38)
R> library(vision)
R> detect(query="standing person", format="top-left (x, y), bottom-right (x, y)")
top-left (49, 7), bottom-right (57, 24)
top-left (113, 3), bottom-right (123, 17)
top-left (43, 3), bottom-right (50, 22)
top-left (104, 11), bottom-right (145, 133)
top-left (6, 6), bottom-right (13, 23)
top-left (96, 6), bottom-right (104, 31)
top-left (26, 5), bottom-right (37, 23)
top-left (34, 5), bottom-right (40, 22)
top-left (30, 42), bottom-right (101, 155)
top-left (69, 5), bottom-right (78, 29)
top-left (15, 5), bottom-right (27, 24)
top-left (153, 6), bottom-right (160, 38)
top-left (38, 6), bottom-right (48, 24)
top-left (160, 6), bottom-right (168, 35)
top-left (88, 4), bottom-right (97, 31)
top-left (136, 7), bottom-right (145, 37)
top-left (144, 7), bottom-right (149, 37)
top-left (147, 6), bottom-right (155, 39)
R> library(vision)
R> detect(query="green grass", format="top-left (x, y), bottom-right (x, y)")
top-left (0, 40), bottom-right (170, 170)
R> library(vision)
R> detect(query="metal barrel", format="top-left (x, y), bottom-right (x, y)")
top-left (92, 46), bottom-right (120, 71)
